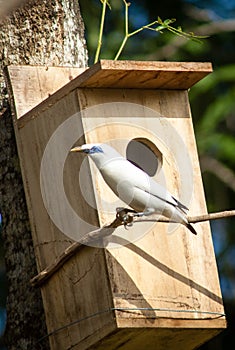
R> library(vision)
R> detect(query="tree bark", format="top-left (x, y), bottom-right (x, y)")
top-left (0, 1), bottom-right (87, 348)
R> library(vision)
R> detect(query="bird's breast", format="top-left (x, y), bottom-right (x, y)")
top-left (99, 160), bottom-right (151, 211)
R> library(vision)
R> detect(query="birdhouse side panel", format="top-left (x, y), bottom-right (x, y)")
top-left (14, 89), bottom-right (117, 348)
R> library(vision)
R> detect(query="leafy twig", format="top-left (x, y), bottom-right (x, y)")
top-left (113, 1), bottom-right (207, 60)
top-left (94, 0), bottom-right (207, 62)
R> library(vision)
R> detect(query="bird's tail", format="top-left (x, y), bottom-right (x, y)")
top-left (186, 222), bottom-right (197, 235)
top-left (172, 208), bottom-right (197, 235)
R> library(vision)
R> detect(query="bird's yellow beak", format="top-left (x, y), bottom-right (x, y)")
top-left (70, 146), bottom-right (83, 153)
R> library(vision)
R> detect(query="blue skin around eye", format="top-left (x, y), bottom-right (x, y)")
top-left (88, 146), bottom-right (104, 154)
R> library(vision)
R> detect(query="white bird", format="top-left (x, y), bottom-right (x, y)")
top-left (70, 143), bottom-right (197, 235)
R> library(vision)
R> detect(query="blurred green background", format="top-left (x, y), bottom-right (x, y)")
top-left (1, 0), bottom-right (235, 348)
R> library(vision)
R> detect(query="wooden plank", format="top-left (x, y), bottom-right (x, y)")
top-left (77, 88), bottom-right (190, 119)
top-left (6, 65), bottom-right (85, 118)
top-left (77, 60), bottom-right (213, 90)
top-left (6, 60), bottom-right (212, 129)
top-left (91, 327), bottom-right (224, 350)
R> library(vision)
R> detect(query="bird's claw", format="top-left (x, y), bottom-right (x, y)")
top-left (116, 207), bottom-right (135, 229)
top-left (123, 215), bottom-right (133, 229)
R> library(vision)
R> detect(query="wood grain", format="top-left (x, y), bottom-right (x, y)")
top-left (6, 65), bottom-right (85, 117)
top-left (6, 63), bottom-right (226, 350)
top-left (78, 60), bottom-right (213, 89)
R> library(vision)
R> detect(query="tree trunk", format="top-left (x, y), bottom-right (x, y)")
top-left (0, 1), bottom-right (87, 348)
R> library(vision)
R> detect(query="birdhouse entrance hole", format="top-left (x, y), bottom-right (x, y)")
top-left (126, 138), bottom-right (162, 177)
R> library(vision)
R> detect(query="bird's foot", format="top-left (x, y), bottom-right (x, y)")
top-left (116, 207), bottom-right (136, 229)
top-left (115, 207), bottom-right (155, 229)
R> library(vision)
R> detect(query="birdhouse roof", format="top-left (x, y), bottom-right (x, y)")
top-left (76, 60), bottom-right (212, 90)
top-left (6, 60), bottom-right (212, 120)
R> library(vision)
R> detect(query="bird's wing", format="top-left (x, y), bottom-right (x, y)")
top-left (136, 175), bottom-right (189, 213)
top-left (100, 158), bottom-right (189, 213)
top-left (144, 188), bottom-right (188, 213)
top-left (171, 197), bottom-right (188, 213)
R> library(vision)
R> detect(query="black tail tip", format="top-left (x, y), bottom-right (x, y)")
top-left (187, 223), bottom-right (197, 235)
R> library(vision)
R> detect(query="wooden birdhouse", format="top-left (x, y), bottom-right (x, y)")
top-left (6, 60), bottom-right (226, 349)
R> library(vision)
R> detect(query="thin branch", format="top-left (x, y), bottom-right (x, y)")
top-left (140, 210), bottom-right (235, 224)
top-left (30, 209), bottom-right (235, 288)
top-left (189, 210), bottom-right (235, 222)
top-left (114, 35), bottom-right (128, 61)
top-left (114, 7), bottom-right (205, 60)
top-left (114, 19), bottom-right (159, 60)
top-left (94, 0), bottom-right (110, 63)
top-left (114, 0), bottom-right (130, 60)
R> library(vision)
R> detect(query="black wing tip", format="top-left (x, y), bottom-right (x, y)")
top-left (187, 223), bottom-right (197, 235)
top-left (173, 197), bottom-right (189, 214)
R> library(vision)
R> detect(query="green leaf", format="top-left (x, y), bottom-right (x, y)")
top-left (154, 25), bottom-right (166, 32)
top-left (163, 18), bottom-right (176, 25)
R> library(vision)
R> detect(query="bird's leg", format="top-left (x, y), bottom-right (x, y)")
top-left (133, 208), bottom-right (155, 217)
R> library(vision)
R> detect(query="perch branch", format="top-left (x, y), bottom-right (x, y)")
top-left (30, 212), bottom-right (125, 287)
top-left (30, 209), bottom-right (235, 287)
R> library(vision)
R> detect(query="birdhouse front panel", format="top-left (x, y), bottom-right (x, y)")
top-left (6, 61), bottom-right (226, 350)
top-left (77, 87), bottom-right (225, 331)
